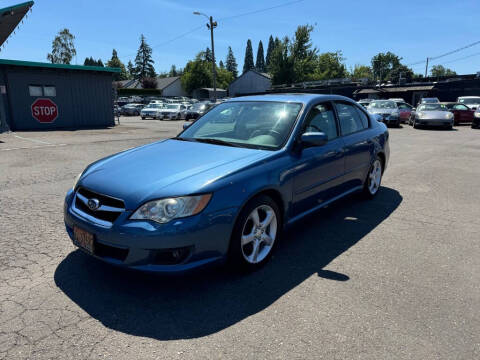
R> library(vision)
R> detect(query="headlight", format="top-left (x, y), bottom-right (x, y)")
top-left (446, 112), bottom-right (453, 119)
top-left (130, 194), bottom-right (212, 223)
top-left (417, 112), bottom-right (425, 118)
top-left (474, 112), bottom-right (480, 118)
top-left (73, 172), bottom-right (83, 189)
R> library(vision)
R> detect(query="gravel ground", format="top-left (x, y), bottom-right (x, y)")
top-left (0, 118), bottom-right (479, 359)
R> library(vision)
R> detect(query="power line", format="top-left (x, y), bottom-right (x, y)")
top-left (119, 0), bottom-right (308, 60)
top-left (441, 51), bottom-right (480, 65)
top-left (406, 39), bottom-right (480, 66)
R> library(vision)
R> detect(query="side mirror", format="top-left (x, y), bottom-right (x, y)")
top-left (300, 132), bottom-right (328, 147)
top-left (183, 122), bottom-right (192, 129)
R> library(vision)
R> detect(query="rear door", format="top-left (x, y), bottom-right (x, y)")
top-left (291, 102), bottom-right (345, 217)
top-left (453, 104), bottom-right (472, 123)
top-left (334, 101), bottom-right (373, 190)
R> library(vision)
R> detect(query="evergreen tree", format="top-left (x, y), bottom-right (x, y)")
top-left (243, 39), bottom-right (255, 73)
top-left (219, 60), bottom-right (225, 69)
top-left (106, 49), bottom-right (128, 81)
top-left (205, 47), bottom-right (213, 62)
top-left (169, 64), bottom-right (178, 76)
top-left (225, 46), bottom-right (238, 78)
top-left (96, 59), bottom-right (104, 67)
top-left (255, 40), bottom-right (265, 72)
top-left (265, 35), bottom-right (275, 70)
top-left (127, 60), bottom-right (134, 79)
top-left (133, 34), bottom-right (156, 79)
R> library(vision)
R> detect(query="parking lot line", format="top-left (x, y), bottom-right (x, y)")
top-left (12, 133), bottom-right (53, 145)
top-left (0, 143), bottom-right (67, 151)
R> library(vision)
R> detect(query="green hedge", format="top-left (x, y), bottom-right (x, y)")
top-left (117, 88), bottom-right (163, 96)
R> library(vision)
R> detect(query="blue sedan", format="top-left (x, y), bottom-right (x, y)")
top-left (64, 94), bottom-right (389, 272)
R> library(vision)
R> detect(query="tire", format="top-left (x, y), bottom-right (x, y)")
top-left (228, 195), bottom-right (282, 271)
top-left (413, 120), bottom-right (419, 129)
top-left (363, 156), bottom-right (383, 199)
top-left (141, 117), bottom-right (145, 120)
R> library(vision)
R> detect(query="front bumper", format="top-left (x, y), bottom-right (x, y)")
top-left (63, 189), bottom-right (237, 273)
top-left (416, 118), bottom-right (453, 126)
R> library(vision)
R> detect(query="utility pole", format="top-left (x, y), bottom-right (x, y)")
top-left (424, 57), bottom-right (429, 78)
top-left (194, 11), bottom-right (217, 101)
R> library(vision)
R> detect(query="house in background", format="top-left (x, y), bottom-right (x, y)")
top-left (228, 70), bottom-right (272, 97)
top-left (115, 76), bottom-right (187, 97)
top-left (192, 88), bottom-right (227, 100)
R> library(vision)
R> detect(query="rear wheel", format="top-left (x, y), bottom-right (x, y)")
top-left (229, 195), bottom-right (281, 271)
top-left (363, 157), bottom-right (383, 198)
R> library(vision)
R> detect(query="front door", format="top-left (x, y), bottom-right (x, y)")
top-left (291, 102), bottom-right (345, 217)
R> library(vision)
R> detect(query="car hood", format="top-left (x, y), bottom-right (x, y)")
top-left (79, 139), bottom-right (271, 209)
top-left (161, 109), bottom-right (180, 113)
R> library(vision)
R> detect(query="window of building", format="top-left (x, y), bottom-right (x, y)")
top-left (29, 85), bottom-right (43, 97)
top-left (43, 86), bottom-right (56, 97)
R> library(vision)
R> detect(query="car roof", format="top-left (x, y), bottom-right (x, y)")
top-left (228, 93), bottom-right (354, 106)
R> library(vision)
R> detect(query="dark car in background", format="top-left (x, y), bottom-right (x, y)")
top-left (185, 101), bottom-right (214, 121)
top-left (121, 103), bottom-right (144, 116)
top-left (442, 102), bottom-right (475, 125)
top-left (395, 102), bottom-right (414, 123)
top-left (367, 100), bottom-right (401, 127)
top-left (472, 109), bottom-right (480, 129)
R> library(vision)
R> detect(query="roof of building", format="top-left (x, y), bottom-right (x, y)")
top-left (0, 58), bottom-right (120, 73)
top-left (156, 76), bottom-right (180, 89)
top-left (0, 1), bottom-right (33, 47)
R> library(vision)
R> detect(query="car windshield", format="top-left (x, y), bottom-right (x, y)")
top-left (191, 103), bottom-right (208, 111)
top-left (146, 104), bottom-right (162, 109)
top-left (421, 98), bottom-right (439, 103)
top-left (179, 101), bottom-right (303, 150)
top-left (167, 104), bottom-right (181, 109)
top-left (418, 104), bottom-right (447, 111)
top-left (369, 101), bottom-right (397, 109)
top-left (459, 98), bottom-right (480, 105)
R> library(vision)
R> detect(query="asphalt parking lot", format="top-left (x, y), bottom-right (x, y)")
top-left (1, 118), bottom-right (479, 359)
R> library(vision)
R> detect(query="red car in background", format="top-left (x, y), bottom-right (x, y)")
top-left (395, 102), bottom-right (414, 123)
top-left (442, 103), bottom-right (475, 125)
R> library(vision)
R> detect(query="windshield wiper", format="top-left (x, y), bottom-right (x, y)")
top-left (170, 137), bottom-right (193, 142)
top-left (193, 138), bottom-right (242, 147)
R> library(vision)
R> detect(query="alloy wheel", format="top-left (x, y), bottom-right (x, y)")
top-left (368, 159), bottom-right (382, 195)
top-left (240, 205), bottom-right (277, 264)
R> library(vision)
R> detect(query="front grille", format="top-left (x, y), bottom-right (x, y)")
top-left (74, 187), bottom-right (125, 224)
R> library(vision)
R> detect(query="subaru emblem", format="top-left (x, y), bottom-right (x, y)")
top-left (87, 198), bottom-right (100, 211)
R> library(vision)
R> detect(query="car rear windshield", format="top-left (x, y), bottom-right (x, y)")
top-left (179, 101), bottom-right (303, 150)
top-left (458, 98), bottom-right (480, 105)
top-left (369, 101), bottom-right (397, 109)
top-left (418, 104), bottom-right (447, 111)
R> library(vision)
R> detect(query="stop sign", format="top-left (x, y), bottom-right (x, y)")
top-left (31, 98), bottom-right (58, 123)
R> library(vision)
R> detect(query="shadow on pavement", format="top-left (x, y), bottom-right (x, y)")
top-left (55, 187), bottom-right (402, 340)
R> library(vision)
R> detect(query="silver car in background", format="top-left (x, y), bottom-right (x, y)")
top-left (457, 96), bottom-right (480, 110)
top-left (409, 103), bottom-right (454, 129)
top-left (367, 100), bottom-right (401, 127)
top-left (140, 103), bottom-right (164, 120)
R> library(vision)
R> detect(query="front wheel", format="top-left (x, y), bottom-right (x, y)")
top-left (229, 195), bottom-right (281, 271)
top-left (363, 157), bottom-right (383, 198)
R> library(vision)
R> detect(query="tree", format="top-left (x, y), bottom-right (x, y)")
top-left (269, 37), bottom-right (294, 85)
top-left (216, 67), bottom-right (235, 89)
top-left (205, 47), bottom-right (213, 63)
top-left (141, 77), bottom-right (158, 89)
top-left (290, 24), bottom-right (317, 82)
top-left (430, 65), bottom-right (457, 77)
top-left (371, 52), bottom-right (401, 81)
top-left (389, 64), bottom-right (414, 83)
top-left (106, 49), bottom-right (128, 81)
top-left (351, 64), bottom-right (373, 80)
top-left (315, 51), bottom-right (348, 80)
top-left (47, 28), bottom-right (76, 64)
top-left (219, 60), bottom-right (225, 69)
top-left (132, 34), bottom-right (156, 79)
top-left (243, 39), bottom-right (255, 73)
top-left (225, 46), bottom-right (238, 78)
top-left (255, 40), bottom-right (265, 72)
top-left (181, 52), bottom-right (212, 94)
top-left (127, 60), bottom-right (134, 79)
top-left (169, 64), bottom-right (178, 77)
top-left (265, 35), bottom-right (275, 70)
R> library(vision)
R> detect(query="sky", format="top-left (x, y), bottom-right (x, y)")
top-left (2, 0), bottom-right (480, 75)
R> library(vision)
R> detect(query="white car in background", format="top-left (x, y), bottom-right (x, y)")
top-left (159, 104), bottom-right (187, 120)
top-left (140, 103), bottom-right (164, 120)
top-left (457, 96), bottom-right (480, 110)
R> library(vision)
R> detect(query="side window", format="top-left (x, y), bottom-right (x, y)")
top-left (29, 85), bottom-right (43, 96)
top-left (335, 102), bottom-right (367, 135)
top-left (453, 104), bottom-right (468, 110)
top-left (355, 107), bottom-right (370, 128)
top-left (303, 102), bottom-right (338, 140)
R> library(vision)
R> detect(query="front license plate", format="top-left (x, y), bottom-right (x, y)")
top-left (73, 226), bottom-right (94, 254)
